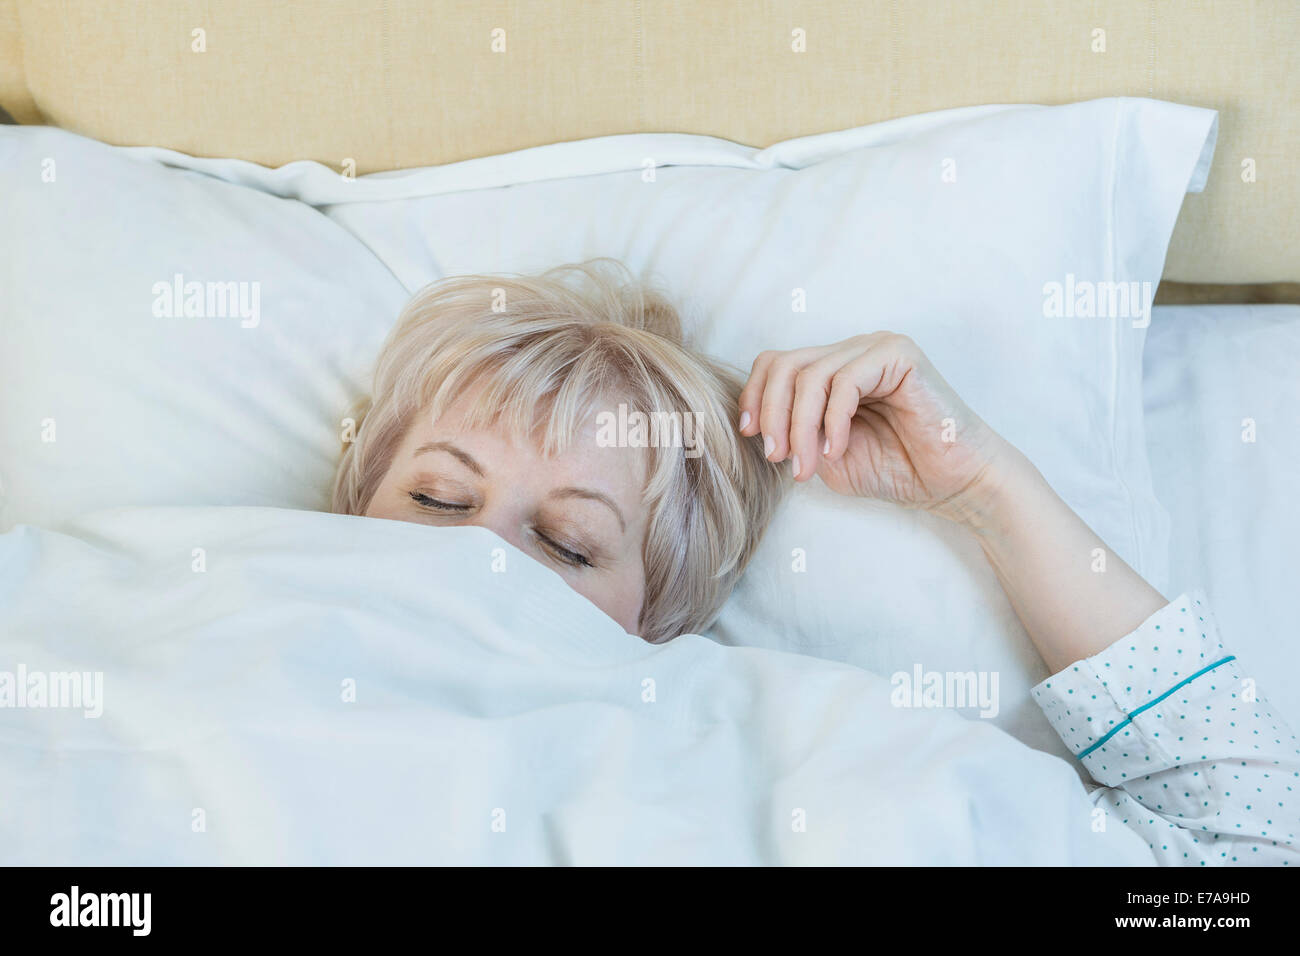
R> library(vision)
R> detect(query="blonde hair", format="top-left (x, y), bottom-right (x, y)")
top-left (332, 259), bottom-right (788, 642)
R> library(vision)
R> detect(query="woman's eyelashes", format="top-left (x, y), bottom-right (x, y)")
top-left (407, 489), bottom-right (595, 569)
top-left (533, 530), bottom-right (594, 569)
top-left (409, 490), bottom-right (471, 513)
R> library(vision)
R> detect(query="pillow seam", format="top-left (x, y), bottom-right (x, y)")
top-left (1106, 97), bottom-right (1146, 577)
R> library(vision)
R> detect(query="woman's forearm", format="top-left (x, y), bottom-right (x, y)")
top-left (953, 443), bottom-right (1168, 675)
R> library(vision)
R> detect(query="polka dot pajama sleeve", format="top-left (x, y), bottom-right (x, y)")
top-left (1032, 592), bottom-right (1300, 866)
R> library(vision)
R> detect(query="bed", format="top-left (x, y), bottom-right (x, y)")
top-left (1144, 304), bottom-right (1300, 730)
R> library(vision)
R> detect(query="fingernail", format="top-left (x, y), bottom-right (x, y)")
top-left (792, 454), bottom-right (801, 477)
top-left (823, 438), bottom-right (830, 455)
top-left (763, 434), bottom-right (774, 458)
top-left (739, 410), bottom-right (751, 431)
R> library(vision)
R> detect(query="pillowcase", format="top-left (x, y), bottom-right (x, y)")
top-left (0, 129), bottom-right (410, 526)
top-left (0, 98), bottom-right (1216, 758)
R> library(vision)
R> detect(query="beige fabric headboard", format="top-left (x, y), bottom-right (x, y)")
top-left (2, 0), bottom-right (1296, 285)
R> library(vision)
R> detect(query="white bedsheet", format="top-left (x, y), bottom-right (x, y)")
top-left (0, 506), bottom-right (1153, 865)
top-left (1145, 304), bottom-right (1300, 730)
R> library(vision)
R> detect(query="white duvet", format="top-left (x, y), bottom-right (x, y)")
top-left (0, 506), bottom-right (1155, 865)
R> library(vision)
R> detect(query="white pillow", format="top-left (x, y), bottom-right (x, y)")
top-left (0, 130), bottom-right (410, 526)
top-left (0, 99), bottom-right (1216, 758)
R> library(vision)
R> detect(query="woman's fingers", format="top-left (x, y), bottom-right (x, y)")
top-left (737, 351), bottom-right (777, 437)
top-left (789, 351), bottom-right (855, 479)
top-left (756, 356), bottom-right (800, 462)
top-left (740, 334), bottom-right (917, 477)
top-left (747, 346), bottom-right (831, 463)
top-left (823, 367), bottom-right (863, 461)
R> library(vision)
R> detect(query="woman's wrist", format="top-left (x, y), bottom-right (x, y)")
top-left (927, 435), bottom-right (1039, 534)
top-left (934, 434), bottom-right (1168, 673)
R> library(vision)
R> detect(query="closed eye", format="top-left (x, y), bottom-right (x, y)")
top-left (409, 491), bottom-right (470, 513)
top-left (535, 531), bottom-right (593, 569)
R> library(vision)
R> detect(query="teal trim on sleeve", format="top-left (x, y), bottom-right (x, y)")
top-left (1076, 655), bottom-right (1236, 760)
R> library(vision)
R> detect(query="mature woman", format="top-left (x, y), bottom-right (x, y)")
top-left (333, 259), bottom-right (787, 642)
top-left (336, 259), bottom-right (1297, 865)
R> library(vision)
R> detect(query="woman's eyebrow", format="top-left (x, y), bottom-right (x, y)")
top-left (549, 487), bottom-right (626, 533)
top-left (413, 441), bottom-right (483, 476)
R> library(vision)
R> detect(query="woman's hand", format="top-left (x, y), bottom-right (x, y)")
top-left (738, 332), bottom-right (1012, 523)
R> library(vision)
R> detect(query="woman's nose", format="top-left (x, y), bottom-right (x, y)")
top-left (467, 505), bottom-right (529, 554)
